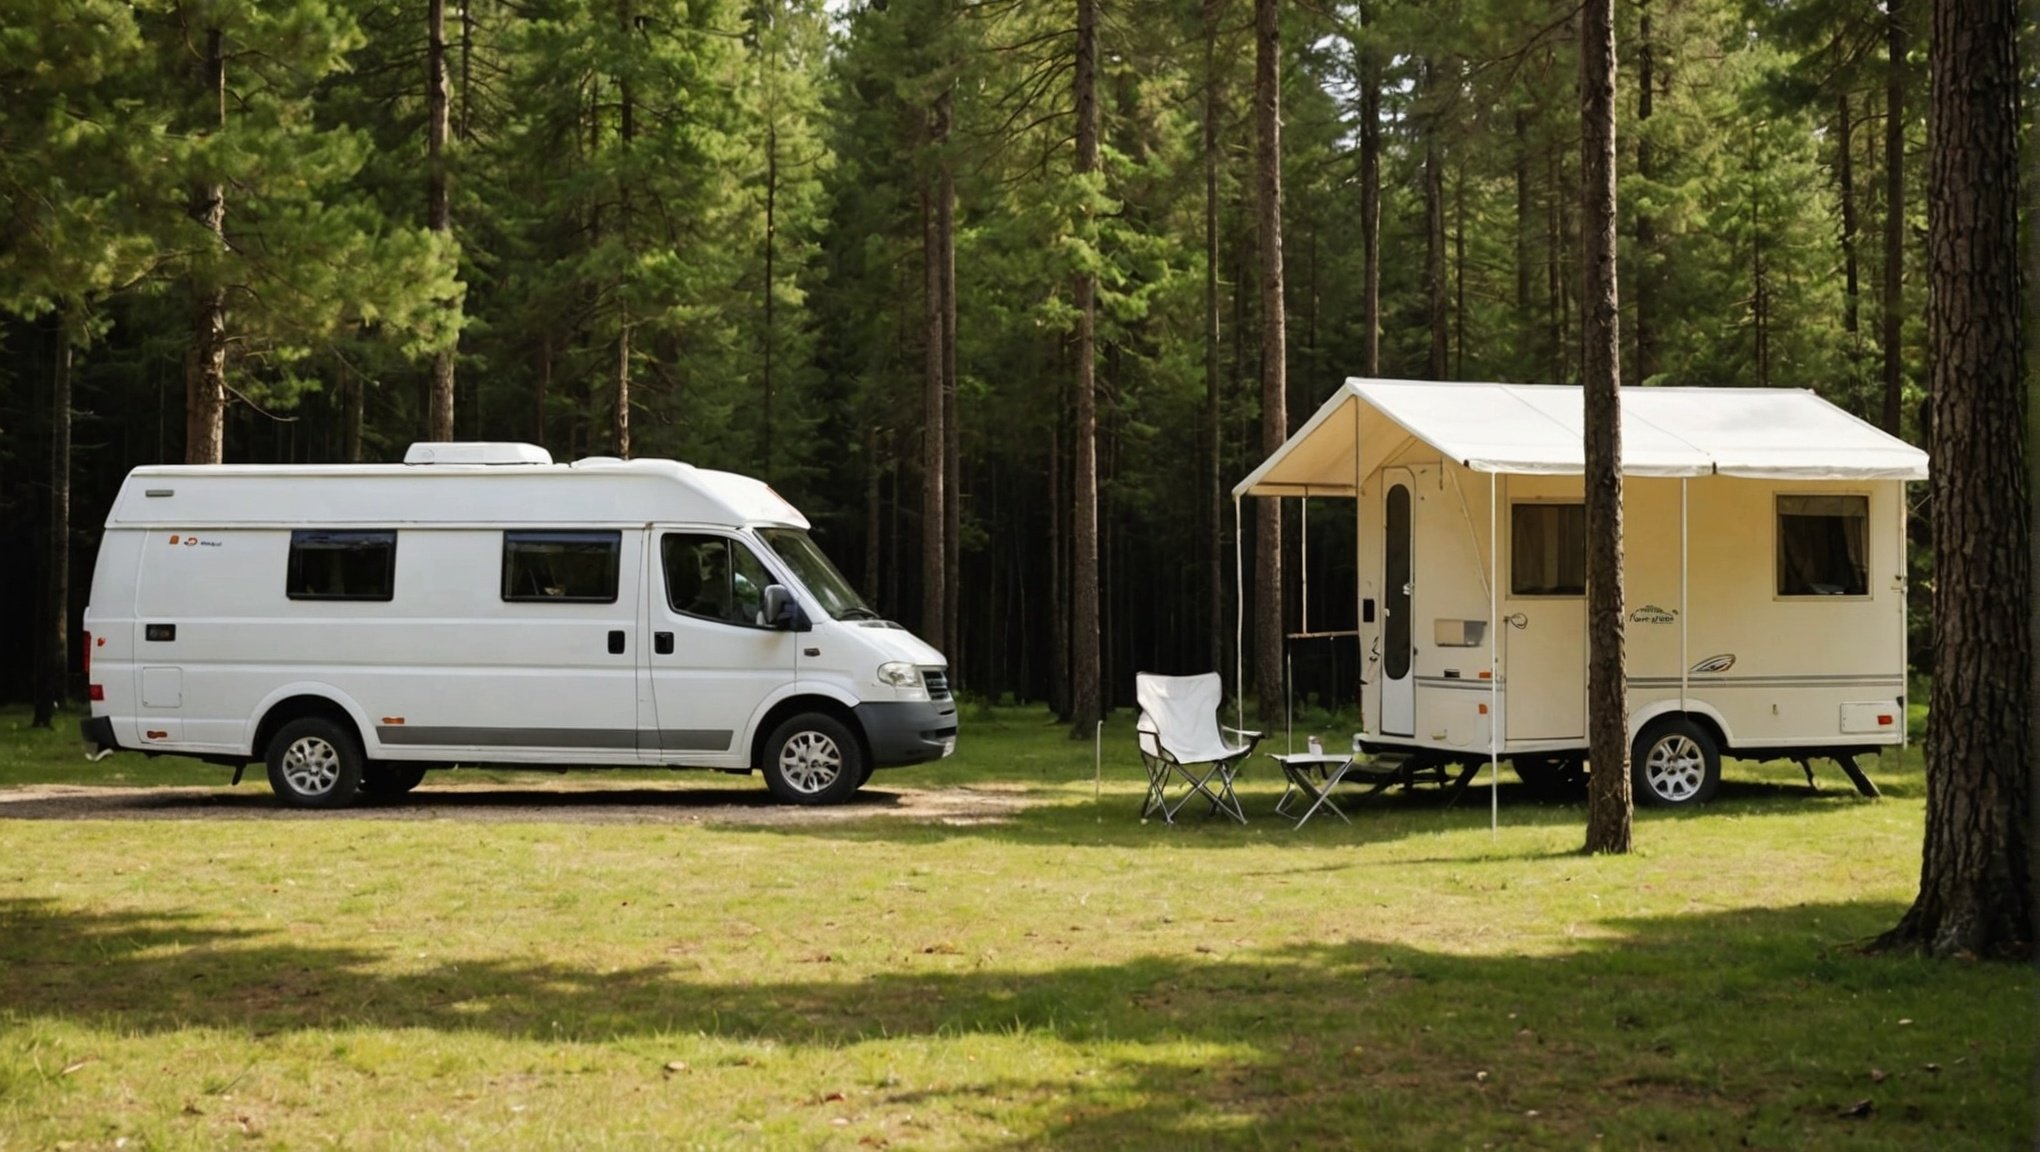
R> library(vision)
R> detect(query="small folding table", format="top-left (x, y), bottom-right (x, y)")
top-left (1269, 751), bottom-right (1368, 828)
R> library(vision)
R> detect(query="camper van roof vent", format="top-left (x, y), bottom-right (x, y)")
top-left (403, 442), bottom-right (554, 466)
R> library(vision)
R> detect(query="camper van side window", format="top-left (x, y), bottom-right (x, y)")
top-left (287, 530), bottom-right (397, 601)
top-left (1510, 504), bottom-right (1586, 596)
top-left (1777, 495), bottom-right (1869, 596)
top-left (502, 531), bottom-right (621, 602)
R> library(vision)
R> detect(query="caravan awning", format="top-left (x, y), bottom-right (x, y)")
top-left (1232, 378), bottom-right (1931, 497)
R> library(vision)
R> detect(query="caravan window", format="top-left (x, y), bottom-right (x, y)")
top-left (1777, 495), bottom-right (1869, 596)
top-left (1511, 504), bottom-right (1586, 596)
top-left (287, 530), bottom-right (397, 601)
top-left (502, 531), bottom-right (621, 602)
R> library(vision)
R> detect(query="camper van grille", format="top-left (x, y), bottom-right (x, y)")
top-left (924, 670), bottom-right (951, 701)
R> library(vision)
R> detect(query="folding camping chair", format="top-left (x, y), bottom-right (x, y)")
top-left (1135, 672), bottom-right (1264, 824)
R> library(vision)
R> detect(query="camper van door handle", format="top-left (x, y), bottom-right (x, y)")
top-left (654, 631), bottom-right (674, 655)
top-left (607, 630), bottom-right (626, 655)
top-left (1506, 613), bottom-right (1528, 629)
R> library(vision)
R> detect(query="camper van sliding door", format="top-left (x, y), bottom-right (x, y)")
top-left (1382, 469), bottom-right (1415, 736)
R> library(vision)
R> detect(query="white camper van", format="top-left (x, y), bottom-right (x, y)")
top-left (1234, 379), bottom-right (1927, 807)
top-left (79, 443), bottom-right (956, 808)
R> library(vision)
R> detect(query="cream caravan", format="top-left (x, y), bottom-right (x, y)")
top-left (79, 443), bottom-right (956, 808)
top-left (1234, 380), bottom-right (1926, 807)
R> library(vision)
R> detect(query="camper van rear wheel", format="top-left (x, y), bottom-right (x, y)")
top-left (265, 717), bottom-right (365, 809)
top-left (1630, 718), bottom-right (1720, 808)
top-left (761, 713), bottom-right (864, 806)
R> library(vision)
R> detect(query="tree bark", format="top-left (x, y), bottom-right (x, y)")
top-left (1423, 59), bottom-right (1447, 382)
top-left (1515, 107), bottom-right (1533, 375)
top-left (940, 86), bottom-right (961, 668)
top-left (1633, 2), bottom-right (1657, 384)
top-left (1204, 0), bottom-right (1226, 677)
top-left (760, 122), bottom-right (778, 472)
top-left (427, 0), bottom-right (455, 442)
top-left (1069, 0), bottom-right (1102, 736)
top-left (1876, 0), bottom-right (2030, 959)
top-left (1838, 89), bottom-right (1863, 409)
top-left (920, 95), bottom-right (948, 648)
top-left (33, 319), bottom-right (72, 728)
top-left (1252, 0), bottom-right (1285, 726)
top-left (1580, 0), bottom-right (1630, 855)
top-left (1881, 0), bottom-right (1906, 437)
top-left (185, 26), bottom-right (227, 466)
top-left (1359, 3), bottom-right (1381, 377)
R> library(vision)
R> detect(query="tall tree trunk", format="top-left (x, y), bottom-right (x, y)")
top-left (1547, 143), bottom-right (1564, 383)
top-left (427, 0), bottom-right (455, 442)
top-left (863, 426), bottom-right (881, 601)
top-left (1515, 107), bottom-right (1533, 376)
top-left (920, 109), bottom-right (946, 645)
top-left (185, 26), bottom-right (227, 466)
top-left (1049, 412), bottom-right (1068, 718)
top-left (1252, 0), bottom-right (1285, 726)
top-left (612, 11), bottom-right (634, 459)
top-left (1877, 0), bottom-right (2030, 959)
top-left (760, 123), bottom-right (778, 472)
top-left (1069, 0), bottom-right (1102, 735)
top-left (1881, 1), bottom-right (1906, 437)
top-left (1424, 59), bottom-right (1447, 381)
top-left (1204, 0), bottom-right (1226, 676)
top-left (1359, 3), bottom-right (1381, 376)
top-left (33, 320), bottom-right (72, 728)
top-left (342, 357), bottom-right (366, 463)
top-left (940, 87), bottom-right (961, 668)
top-left (1580, 0), bottom-right (1630, 855)
top-left (1634, 3), bottom-right (1657, 384)
top-left (1838, 89), bottom-right (1863, 409)
top-left (1453, 157), bottom-right (1465, 378)
top-left (458, 0), bottom-right (475, 144)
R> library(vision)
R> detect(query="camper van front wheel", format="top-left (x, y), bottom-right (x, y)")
top-left (264, 718), bottom-right (365, 809)
top-left (761, 713), bottom-right (865, 806)
top-left (1630, 718), bottom-right (1720, 808)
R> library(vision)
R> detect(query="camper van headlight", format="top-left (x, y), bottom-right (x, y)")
top-left (877, 662), bottom-right (927, 698)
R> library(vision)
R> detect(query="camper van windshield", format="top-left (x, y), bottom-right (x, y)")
top-left (757, 528), bottom-right (879, 621)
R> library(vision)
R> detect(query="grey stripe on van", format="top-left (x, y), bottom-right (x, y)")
top-left (376, 726), bottom-right (732, 751)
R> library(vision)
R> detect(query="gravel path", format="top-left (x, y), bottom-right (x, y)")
top-left (0, 782), bottom-right (1039, 826)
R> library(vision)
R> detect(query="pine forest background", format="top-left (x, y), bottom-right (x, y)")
top-left (0, 0), bottom-right (2022, 717)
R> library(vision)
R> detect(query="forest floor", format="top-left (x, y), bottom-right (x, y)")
top-left (0, 702), bottom-right (2032, 1150)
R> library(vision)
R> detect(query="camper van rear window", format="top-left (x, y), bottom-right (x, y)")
top-left (287, 530), bottom-right (397, 601)
top-left (1777, 495), bottom-right (1869, 597)
top-left (1511, 504), bottom-right (1586, 596)
top-left (502, 531), bottom-right (621, 603)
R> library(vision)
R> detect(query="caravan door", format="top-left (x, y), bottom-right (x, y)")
top-left (1381, 469), bottom-right (1415, 736)
top-left (1502, 501), bottom-right (1586, 741)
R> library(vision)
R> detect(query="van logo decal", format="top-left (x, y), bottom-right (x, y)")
top-left (1629, 604), bottom-right (1677, 624)
top-left (1690, 653), bottom-right (1737, 674)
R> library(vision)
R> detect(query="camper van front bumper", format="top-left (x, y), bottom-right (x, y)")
top-left (855, 701), bottom-right (958, 767)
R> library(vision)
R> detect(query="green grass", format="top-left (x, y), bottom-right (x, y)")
top-left (0, 703), bottom-right (2030, 1150)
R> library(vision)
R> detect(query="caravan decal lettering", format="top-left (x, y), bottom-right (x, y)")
top-left (1690, 653), bottom-right (1737, 674)
top-left (1629, 604), bottom-right (1677, 624)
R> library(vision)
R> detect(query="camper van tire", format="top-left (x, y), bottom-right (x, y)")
top-left (264, 717), bottom-right (367, 809)
top-left (361, 763), bottom-right (429, 797)
top-left (1630, 717), bottom-right (1721, 808)
top-left (761, 713), bottom-right (866, 806)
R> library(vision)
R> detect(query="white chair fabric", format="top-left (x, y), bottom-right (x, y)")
top-left (1135, 672), bottom-right (1261, 824)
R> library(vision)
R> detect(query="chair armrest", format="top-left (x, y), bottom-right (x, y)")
top-left (1222, 726), bottom-right (1264, 739)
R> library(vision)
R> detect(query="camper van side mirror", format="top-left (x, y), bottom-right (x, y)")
top-left (762, 584), bottom-right (810, 632)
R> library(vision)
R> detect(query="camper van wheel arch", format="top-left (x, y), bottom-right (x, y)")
top-left (1630, 717), bottom-right (1721, 808)
top-left (264, 717), bottom-right (366, 809)
top-left (760, 712), bottom-right (866, 806)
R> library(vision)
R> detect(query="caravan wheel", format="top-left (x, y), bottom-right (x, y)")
top-left (1630, 718), bottom-right (1720, 808)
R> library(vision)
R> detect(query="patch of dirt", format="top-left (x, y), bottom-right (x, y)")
top-left (0, 782), bottom-right (1042, 827)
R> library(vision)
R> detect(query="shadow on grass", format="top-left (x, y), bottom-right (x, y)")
top-left (0, 896), bottom-right (2026, 1148)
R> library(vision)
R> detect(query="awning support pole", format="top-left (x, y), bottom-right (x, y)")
top-left (1680, 478), bottom-right (1689, 711)
top-left (1489, 469), bottom-right (1498, 838)
top-left (1234, 494), bottom-right (1245, 734)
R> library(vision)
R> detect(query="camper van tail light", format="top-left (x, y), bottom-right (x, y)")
top-left (1878, 714), bottom-right (1894, 727)
top-left (82, 631), bottom-right (91, 678)
top-left (90, 685), bottom-right (104, 702)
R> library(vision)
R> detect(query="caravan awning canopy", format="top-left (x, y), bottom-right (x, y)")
top-left (1232, 378), bottom-right (1931, 497)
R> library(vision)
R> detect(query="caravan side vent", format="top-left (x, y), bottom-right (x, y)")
top-left (403, 442), bottom-right (554, 466)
